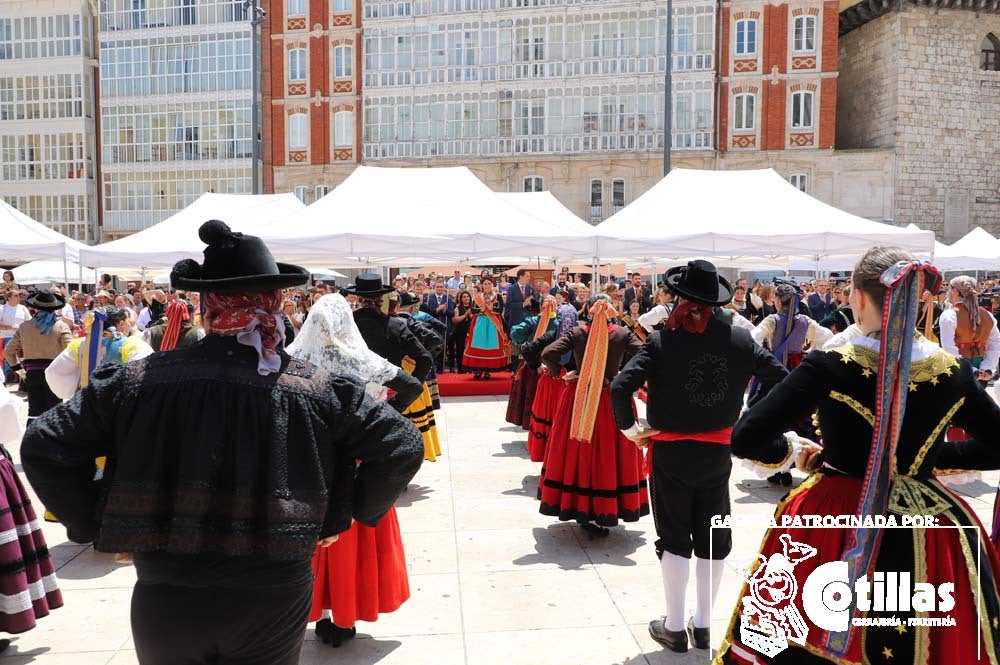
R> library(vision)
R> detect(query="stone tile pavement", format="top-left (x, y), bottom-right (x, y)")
top-left (3, 390), bottom-right (998, 664)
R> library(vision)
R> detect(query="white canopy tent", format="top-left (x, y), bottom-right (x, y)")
top-left (0, 199), bottom-right (83, 263)
top-left (593, 169), bottom-right (935, 259)
top-left (931, 227), bottom-right (1000, 272)
top-left (495, 191), bottom-right (595, 235)
top-left (259, 166), bottom-right (597, 263)
top-left (78, 193), bottom-right (306, 271)
top-left (12, 260), bottom-right (96, 285)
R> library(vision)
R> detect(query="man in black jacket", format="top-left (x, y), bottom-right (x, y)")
top-left (623, 273), bottom-right (653, 314)
top-left (21, 221), bottom-right (423, 665)
top-left (610, 260), bottom-right (787, 654)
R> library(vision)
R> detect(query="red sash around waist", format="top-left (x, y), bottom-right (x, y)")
top-left (643, 427), bottom-right (733, 474)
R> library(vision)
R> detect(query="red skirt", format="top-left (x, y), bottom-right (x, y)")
top-left (538, 386), bottom-right (649, 526)
top-left (462, 314), bottom-right (509, 370)
top-left (506, 365), bottom-right (540, 431)
top-left (309, 506), bottom-right (410, 627)
top-left (0, 456), bottom-right (62, 633)
top-left (719, 473), bottom-right (1000, 665)
top-left (528, 372), bottom-right (567, 463)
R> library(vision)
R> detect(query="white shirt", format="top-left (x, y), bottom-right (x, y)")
top-left (0, 303), bottom-right (29, 339)
top-left (136, 307), bottom-right (152, 331)
top-left (637, 304), bottom-right (672, 332)
top-left (752, 313), bottom-right (833, 350)
top-left (823, 323), bottom-right (864, 350)
top-left (938, 306), bottom-right (1000, 372)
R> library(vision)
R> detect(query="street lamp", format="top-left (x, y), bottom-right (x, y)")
top-left (663, 0), bottom-right (673, 176)
top-left (246, 0), bottom-right (266, 194)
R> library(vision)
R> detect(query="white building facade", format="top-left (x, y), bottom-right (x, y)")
top-left (0, 0), bottom-right (99, 242)
top-left (98, 0), bottom-right (256, 238)
top-left (360, 0), bottom-right (716, 222)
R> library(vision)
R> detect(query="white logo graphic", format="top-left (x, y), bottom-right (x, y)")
top-left (739, 534), bottom-right (816, 658)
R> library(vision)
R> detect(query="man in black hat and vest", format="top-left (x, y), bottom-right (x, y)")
top-left (349, 274), bottom-right (433, 387)
top-left (21, 221), bottom-right (424, 665)
top-left (3, 291), bottom-right (72, 421)
top-left (610, 260), bottom-right (788, 653)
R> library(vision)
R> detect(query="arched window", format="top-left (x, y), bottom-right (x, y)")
top-left (982, 34), bottom-right (1000, 71)
top-left (335, 110), bottom-right (353, 147)
top-left (734, 93), bottom-right (755, 131)
top-left (334, 45), bottom-right (352, 78)
top-left (288, 48), bottom-right (307, 81)
top-left (288, 113), bottom-right (307, 149)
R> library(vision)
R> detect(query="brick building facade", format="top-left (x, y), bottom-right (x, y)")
top-left (718, 0), bottom-right (839, 153)
top-left (263, 0), bottom-right (362, 205)
top-left (838, 2), bottom-right (1000, 240)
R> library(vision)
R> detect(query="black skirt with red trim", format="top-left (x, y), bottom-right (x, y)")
top-left (538, 386), bottom-right (649, 527)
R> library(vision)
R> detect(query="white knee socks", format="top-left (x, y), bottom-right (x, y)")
top-left (694, 557), bottom-right (724, 629)
top-left (660, 552), bottom-right (690, 631)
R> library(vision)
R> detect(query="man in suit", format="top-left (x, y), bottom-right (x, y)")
top-left (421, 280), bottom-right (455, 373)
top-left (623, 273), bottom-right (653, 314)
top-left (550, 273), bottom-right (577, 305)
top-left (806, 279), bottom-right (836, 322)
top-left (504, 268), bottom-right (534, 332)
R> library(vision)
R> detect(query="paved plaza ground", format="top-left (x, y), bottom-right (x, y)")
top-left (4, 389), bottom-right (999, 665)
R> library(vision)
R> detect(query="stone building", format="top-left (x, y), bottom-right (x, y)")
top-left (838, 0), bottom-right (1000, 240)
top-left (262, 0), bottom-right (362, 205)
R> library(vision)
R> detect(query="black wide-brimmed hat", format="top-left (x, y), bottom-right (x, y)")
top-left (25, 291), bottom-right (66, 311)
top-left (344, 273), bottom-right (395, 297)
top-left (170, 220), bottom-right (309, 293)
top-left (398, 292), bottom-right (420, 308)
top-left (664, 260), bottom-right (734, 307)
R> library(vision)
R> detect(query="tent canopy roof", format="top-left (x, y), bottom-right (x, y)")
top-left (259, 166), bottom-right (597, 262)
top-left (933, 227), bottom-right (1000, 272)
top-left (0, 199), bottom-right (83, 263)
top-left (79, 193), bottom-right (305, 270)
top-left (594, 168), bottom-right (934, 258)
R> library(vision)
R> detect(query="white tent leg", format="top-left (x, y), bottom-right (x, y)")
top-left (62, 254), bottom-right (69, 292)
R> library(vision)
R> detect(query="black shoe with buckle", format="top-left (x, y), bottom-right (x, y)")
top-left (687, 617), bottom-right (710, 649)
top-left (648, 618), bottom-right (688, 653)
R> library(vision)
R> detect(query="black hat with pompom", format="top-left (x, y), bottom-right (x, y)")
top-left (171, 220), bottom-right (309, 293)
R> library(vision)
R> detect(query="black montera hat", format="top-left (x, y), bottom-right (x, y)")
top-left (663, 260), bottom-right (734, 307)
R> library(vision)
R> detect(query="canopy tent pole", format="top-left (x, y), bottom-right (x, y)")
top-left (62, 253), bottom-right (69, 292)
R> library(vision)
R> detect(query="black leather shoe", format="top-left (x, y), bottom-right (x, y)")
top-left (648, 618), bottom-right (688, 652)
top-left (687, 617), bottom-right (710, 649)
top-left (315, 618), bottom-right (334, 644)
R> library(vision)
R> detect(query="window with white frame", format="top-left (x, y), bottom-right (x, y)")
top-left (793, 16), bottom-right (816, 53)
top-left (334, 0), bottom-right (351, 10)
top-left (294, 186), bottom-right (308, 203)
top-left (288, 48), bottom-right (307, 81)
top-left (288, 0), bottom-right (305, 16)
top-left (789, 174), bottom-right (807, 192)
top-left (611, 179), bottom-right (625, 213)
top-left (791, 91), bottom-right (813, 129)
top-left (523, 176), bottom-right (543, 192)
top-left (589, 179), bottom-right (603, 222)
top-left (315, 185), bottom-right (330, 200)
top-left (334, 110), bottom-right (353, 147)
top-left (288, 113), bottom-right (307, 149)
top-left (334, 45), bottom-right (352, 78)
top-left (735, 20), bottom-right (756, 56)
top-left (734, 93), bottom-right (754, 131)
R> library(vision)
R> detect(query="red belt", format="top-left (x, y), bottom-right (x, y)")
top-left (643, 427), bottom-right (733, 474)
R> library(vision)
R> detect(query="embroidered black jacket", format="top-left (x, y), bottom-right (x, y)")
top-left (21, 334), bottom-right (423, 560)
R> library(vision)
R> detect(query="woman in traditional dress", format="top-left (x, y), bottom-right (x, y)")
top-left (751, 283), bottom-right (833, 487)
top-left (0, 388), bottom-right (63, 654)
top-left (506, 297), bottom-right (557, 431)
top-left (463, 277), bottom-right (509, 380)
top-left (525, 292), bottom-right (579, 463)
top-left (287, 293), bottom-right (423, 648)
top-left (538, 295), bottom-right (648, 538)
top-left (718, 246), bottom-right (1000, 665)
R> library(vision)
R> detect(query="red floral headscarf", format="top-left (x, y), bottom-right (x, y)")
top-left (203, 289), bottom-right (285, 374)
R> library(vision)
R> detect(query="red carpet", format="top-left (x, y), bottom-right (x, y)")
top-left (437, 371), bottom-right (513, 397)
